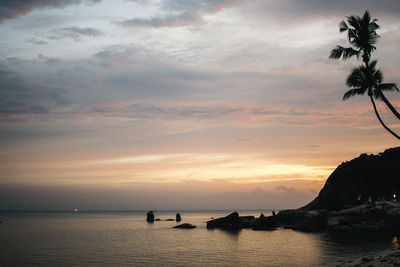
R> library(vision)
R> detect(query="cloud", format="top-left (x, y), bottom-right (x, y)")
top-left (0, 0), bottom-right (102, 23)
top-left (0, 40), bottom-right (386, 132)
top-left (275, 185), bottom-right (299, 194)
top-left (0, 53), bottom-right (380, 130)
top-left (120, 0), bottom-right (241, 28)
top-left (79, 102), bottom-right (377, 130)
top-left (254, 0), bottom-right (400, 21)
top-left (118, 0), bottom-right (400, 29)
top-left (26, 37), bottom-right (48, 45)
top-left (48, 27), bottom-right (104, 41)
top-left (0, 63), bottom-right (71, 118)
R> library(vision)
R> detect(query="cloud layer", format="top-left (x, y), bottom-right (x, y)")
top-left (0, 0), bottom-right (101, 23)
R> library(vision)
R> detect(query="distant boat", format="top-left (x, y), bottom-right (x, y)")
top-left (74, 208), bottom-right (78, 212)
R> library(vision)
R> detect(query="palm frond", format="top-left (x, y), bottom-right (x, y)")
top-left (348, 29), bottom-right (357, 41)
top-left (343, 88), bottom-right (365, 100)
top-left (346, 67), bottom-right (365, 88)
top-left (343, 47), bottom-right (360, 60)
top-left (347, 15), bottom-right (361, 31)
top-left (372, 69), bottom-right (383, 84)
top-left (369, 59), bottom-right (378, 69)
top-left (329, 46), bottom-right (359, 60)
top-left (329, 46), bottom-right (344, 59)
top-left (373, 91), bottom-right (382, 100)
top-left (378, 83), bottom-right (399, 92)
top-left (338, 11), bottom-right (381, 58)
top-left (369, 21), bottom-right (380, 31)
top-left (339, 20), bottom-right (348, 32)
top-left (362, 10), bottom-right (371, 24)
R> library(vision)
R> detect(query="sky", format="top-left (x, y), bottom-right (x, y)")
top-left (0, 0), bottom-right (399, 211)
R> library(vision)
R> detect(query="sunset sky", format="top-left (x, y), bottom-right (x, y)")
top-left (1, 0), bottom-right (399, 210)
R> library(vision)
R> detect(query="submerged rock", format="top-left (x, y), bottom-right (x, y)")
top-left (165, 219), bottom-right (175, 221)
top-left (176, 213), bottom-right (181, 222)
top-left (173, 223), bottom-right (196, 229)
top-left (146, 210), bottom-right (155, 222)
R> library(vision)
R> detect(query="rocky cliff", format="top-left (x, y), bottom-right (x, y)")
top-left (303, 147), bottom-right (400, 211)
top-left (206, 147), bottom-right (400, 233)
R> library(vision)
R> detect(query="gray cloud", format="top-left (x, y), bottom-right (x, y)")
top-left (0, 0), bottom-right (102, 23)
top-left (121, 12), bottom-right (198, 28)
top-left (255, 0), bottom-right (400, 21)
top-left (82, 102), bottom-right (371, 130)
top-left (26, 37), bottom-right (48, 45)
top-left (90, 103), bottom-right (281, 121)
top-left (121, 0), bottom-right (241, 28)
top-left (0, 63), bottom-right (71, 117)
top-left (120, 0), bottom-right (400, 28)
top-left (48, 27), bottom-right (104, 41)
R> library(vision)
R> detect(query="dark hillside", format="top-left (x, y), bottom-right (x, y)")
top-left (303, 147), bottom-right (400, 211)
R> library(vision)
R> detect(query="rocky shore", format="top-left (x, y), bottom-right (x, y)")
top-left (276, 200), bottom-right (400, 232)
top-left (206, 147), bottom-right (400, 233)
top-left (201, 200), bottom-right (400, 233)
top-left (345, 248), bottom-right (400, 266)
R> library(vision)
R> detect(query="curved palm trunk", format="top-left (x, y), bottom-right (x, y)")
top-left (377, 90), bottom-right (400, 120)
top-left (370, 95), bottom-right (400, 140)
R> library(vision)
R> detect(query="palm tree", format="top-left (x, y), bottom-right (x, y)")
top-left (330, 10), bottom-right (400, 121)
top-left (344, 60), bottom-right (400, 140)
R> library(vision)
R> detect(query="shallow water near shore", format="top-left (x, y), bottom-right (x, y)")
top-left (1, 210), bottom-right (399, 266)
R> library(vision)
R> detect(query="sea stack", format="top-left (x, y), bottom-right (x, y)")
top-left (176, 213), bottom-right (181, 222)
top-left (146, 210), bottom-right (155, 222)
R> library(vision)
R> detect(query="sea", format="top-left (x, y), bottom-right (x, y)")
top-left (1, 210), bottom-right (398, 266)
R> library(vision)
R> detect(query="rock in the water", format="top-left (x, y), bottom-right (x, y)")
top-left (176, 213), bottom-right (181, 222)
top-left (275, 209), bottom-right (304, 228)
top-left (165, 219), bottom-right (174, 221)
top-left (155, 218), bottom-right (161, 221)
top-left (239, 216), bottom-right (255, 228)
top-left (173, 223), bottom-right (196, 229)
top-left (292, 210), bottom-right (328, 232)
top-left (146, 210), bottom-right (155, 222)
top-left (206, 212), bottom-right (241, 230)
top-left (251, 216), bottom-right (277, 230)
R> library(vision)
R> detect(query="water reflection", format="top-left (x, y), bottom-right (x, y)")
top-left (218, 228), bottom-right (241, 240)
top-left (317, 230), bottom-right (396, 263)
top-left (207, 227), bottom-right (241, 235)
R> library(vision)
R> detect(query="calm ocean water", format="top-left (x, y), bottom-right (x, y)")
top-left (0, 210), bottom-right (398, 266)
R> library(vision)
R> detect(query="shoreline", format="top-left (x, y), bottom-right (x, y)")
top-left (335, 248), bottom-right (400, 266)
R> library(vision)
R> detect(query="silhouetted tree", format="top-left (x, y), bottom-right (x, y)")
top-left (330, 11), bottom-right (379, 65)
top-left (344, 60), bottom-right (400, 139)
top-left (330, 10), bottom-right (400, 139)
